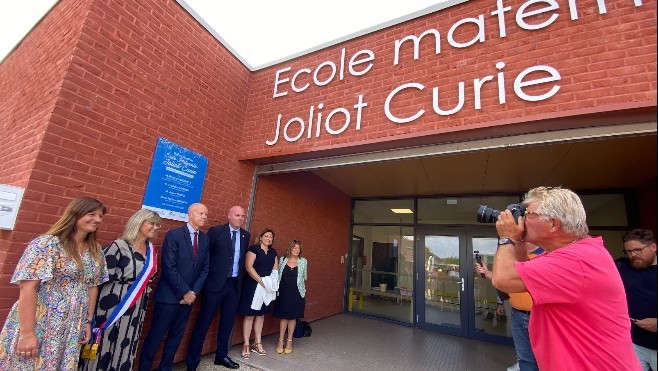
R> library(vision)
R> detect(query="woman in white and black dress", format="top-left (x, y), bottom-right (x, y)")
top-left (79, 209), bottom-right (161, 371)
top-left (274, 240), bottom-right (307, 355)
top-left (237, 228), bottom-right (278, 358)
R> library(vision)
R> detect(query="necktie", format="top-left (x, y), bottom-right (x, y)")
top-left (193, 231), bottom-right (198, 257)
top-left (231, 230), bottom-right (237, 250)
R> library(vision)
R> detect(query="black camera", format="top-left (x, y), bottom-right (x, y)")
top-left (476, 203), bottom-right (526, 224)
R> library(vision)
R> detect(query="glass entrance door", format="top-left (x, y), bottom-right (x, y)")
top-left (417, 231), bottom-right (463, 335)
top-left (415, 227), bottom-right (511, 344)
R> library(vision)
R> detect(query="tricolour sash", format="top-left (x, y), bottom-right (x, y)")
top-left (85, 241), bottom-right (157, 357)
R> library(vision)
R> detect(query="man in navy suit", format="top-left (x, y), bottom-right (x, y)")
top-left (138, 203), bottom-right (210, 371)
top-left (186, 206), bottom-right (250, 370)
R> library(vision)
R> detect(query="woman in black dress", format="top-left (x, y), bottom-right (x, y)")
top-left (274, 240), bottom-right (307, 354)
top-left (238, 228), bottom-right (278, 358)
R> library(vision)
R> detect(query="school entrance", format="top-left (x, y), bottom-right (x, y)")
top-left (250, 124), bottom-right (656, 343)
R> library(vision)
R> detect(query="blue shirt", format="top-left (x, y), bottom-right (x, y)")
top-left (186, 223), bottom-right (198, 245)
top-left (616, 258), bottom-right (657, 350)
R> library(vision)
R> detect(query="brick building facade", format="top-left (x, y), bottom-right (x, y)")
top-left (1, 0), bottom-right (655, 366)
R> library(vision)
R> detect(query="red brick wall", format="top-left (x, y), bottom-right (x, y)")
top-left (0, 0), bottom-right (253, 365)
top-left (1, 0), bottom-right (655, 367)
top-left (241, 0), bottom-right (657, 161)
top-left (0, 0), bottom-right (91, 188)
top-left (0, 0), bottom-right (94, 312)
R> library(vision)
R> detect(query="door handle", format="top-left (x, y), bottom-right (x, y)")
top-left (460, 278), bottom-right (464, 292)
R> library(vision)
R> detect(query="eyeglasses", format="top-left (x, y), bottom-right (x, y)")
top-left (623, 243), bottom-right (652, 256)
top-left (524, 211), bottom-right (548, 219)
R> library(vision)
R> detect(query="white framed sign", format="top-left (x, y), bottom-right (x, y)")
top-left (0, 184), bottom-right (25, 230)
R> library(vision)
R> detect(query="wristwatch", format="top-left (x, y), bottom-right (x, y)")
top-left (498, 237), bottom-right (516, 246)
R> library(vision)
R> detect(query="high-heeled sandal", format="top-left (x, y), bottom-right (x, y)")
top-left (241, 343), bottom-right (250, 359)
top-left (275, 340), bottom-right (284, 354)
top-left (284, 339), bottom-right (293, 354)
top-left (251, 342), bottom-right (267, 356)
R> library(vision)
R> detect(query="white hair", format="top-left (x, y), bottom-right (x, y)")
top-left (523, 186), bottom-right (589, 236)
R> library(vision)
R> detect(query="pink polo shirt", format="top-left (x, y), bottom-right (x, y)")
top-left (515, 236), bottom-right (640, 371)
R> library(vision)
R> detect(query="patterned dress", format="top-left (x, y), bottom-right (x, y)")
top-left (78, 239), bottom-right (155, 371)
top-left (0, 235), bottom-right (109, 370)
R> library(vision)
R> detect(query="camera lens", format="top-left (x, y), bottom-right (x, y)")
top-left (476, 205), bottom-right (500, 223)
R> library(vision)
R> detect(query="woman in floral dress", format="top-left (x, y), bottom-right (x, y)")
top-left (79, 209), bottom-right (161, 371)
top-left (0, 197), bottom-right (109, 370)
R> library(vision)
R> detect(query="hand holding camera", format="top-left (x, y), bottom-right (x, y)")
top-left (496, 209), bottom-right (525, 244)
top-left (476, 203), bottom-right (526, 244)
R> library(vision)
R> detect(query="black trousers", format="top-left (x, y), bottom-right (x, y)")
top-left (185, 278), bottom-right (240, 367)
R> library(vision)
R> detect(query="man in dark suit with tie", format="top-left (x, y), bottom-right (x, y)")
top-left (138, 203), bottom-right (210, 371)
top-left (186, 206), bottom-right (250, 370)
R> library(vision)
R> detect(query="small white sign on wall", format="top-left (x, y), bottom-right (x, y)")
top-left (0, 184), bottom-right (25, 230)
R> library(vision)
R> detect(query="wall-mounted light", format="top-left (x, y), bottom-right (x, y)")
top-left (391, 208), bottom-right (413, 214)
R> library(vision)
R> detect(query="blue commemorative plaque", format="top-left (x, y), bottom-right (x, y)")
top-left (142, 138), bottom-right (208, 221)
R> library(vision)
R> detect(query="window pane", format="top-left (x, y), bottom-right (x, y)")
top-left (582, 194), bottom-right (628, 227)
top-left (348, 225), bottom-right (414, 323)
top-left (353, 199), bottom-right (414, 224)
top-left (591, 229), bottom-right (627, 259)
top-left (418, 196), bottom-right (521, 224)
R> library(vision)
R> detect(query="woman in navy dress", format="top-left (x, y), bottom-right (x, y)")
top-left (274, 240), bottom-right (307, 354)
top-left (238, 228), bottom-right (278, 358)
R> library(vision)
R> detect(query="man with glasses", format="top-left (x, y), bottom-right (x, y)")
top-left (491, 186), bottom-right (640, 370)
top-left (617, 229), bottom-right (657, 371)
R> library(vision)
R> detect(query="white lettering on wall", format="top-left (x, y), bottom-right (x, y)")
top-left (514, 65), bottom-right (561, 101)
top-left (292, 68), bottom-right (311, 93)
top-left (516, 0), bottom-right (560, 30)
top-left (393, 29), bottom-right (441, 65)
top-left (447, 15), bottom-right (485, 48)
top-left (266, 0), bottom-right (644, 145)
top-left (384, 83), bottom-right (426, 123)
top-left (266, 95), bottom-right (367, 146)
top-left (491, 0), bottom-right (513, 38)
top-left (272, 48), bottom-right (375, 98)
top-left (273, 67), bottom-right (291, 98)
top-left (349, 50), bottom-right (375, 76)
top-left (384, 62), bottom-right (562, 124)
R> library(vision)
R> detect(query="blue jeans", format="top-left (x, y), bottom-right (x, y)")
top-left (511, 308), bottom-right (539, 371)
top-left (633, 343), bottom-right (657, 371)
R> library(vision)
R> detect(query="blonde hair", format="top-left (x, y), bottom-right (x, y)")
top-left (46, 197), bottom-right (106, 267)
top-left (121, 209), bottom-right (162, 243)
top-left (523, 186), bottom-right (589, 236)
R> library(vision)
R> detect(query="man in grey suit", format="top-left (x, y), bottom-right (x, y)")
top-left (186, 206), bottom-right (250, 370)
top-left (139, 203), bottom-right (209, 371)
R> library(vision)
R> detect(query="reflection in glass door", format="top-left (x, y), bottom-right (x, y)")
top-left (472, 236), bottom-right (510, 341)
top-left (416, 230), bottom-right (464, 336)
top-left (416, 228), bottom-right (512, 344)
top-left (423, 235), bottom-right (461, 330)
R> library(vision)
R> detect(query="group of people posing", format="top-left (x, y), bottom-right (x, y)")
top-left (0, 199), bottom-right (308, 371)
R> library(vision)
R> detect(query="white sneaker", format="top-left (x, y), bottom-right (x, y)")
top-left (506, 363), bottom-right (520, 371)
